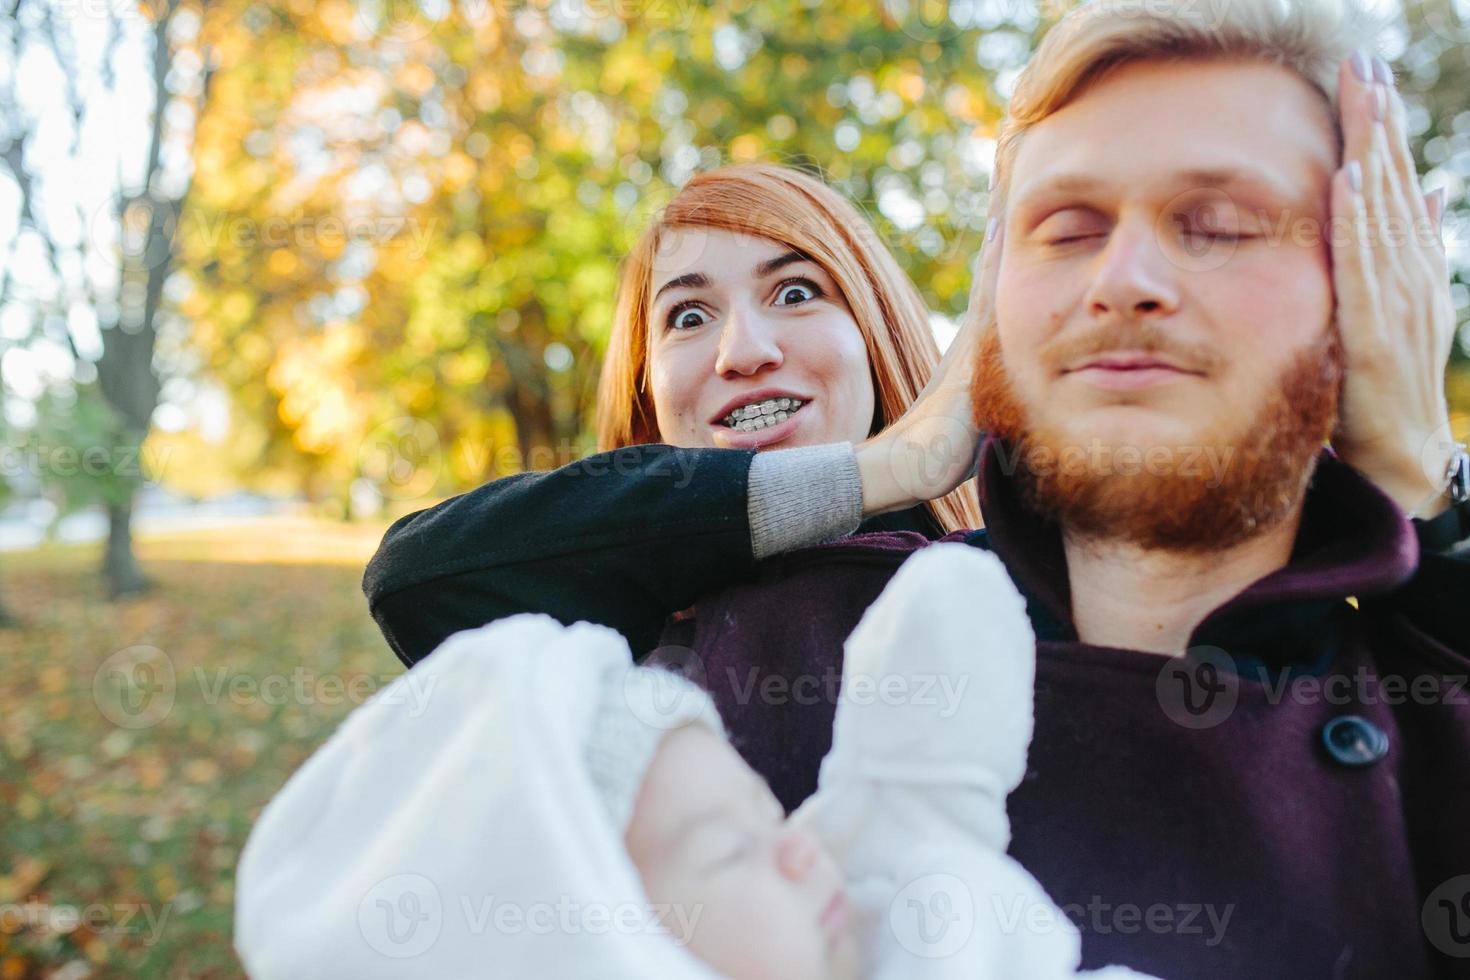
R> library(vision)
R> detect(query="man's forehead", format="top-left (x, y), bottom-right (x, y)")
top-left (1007, 59), bottom-right (1338, 212)
top-left (1011, 164), bottom-right (1314, 215)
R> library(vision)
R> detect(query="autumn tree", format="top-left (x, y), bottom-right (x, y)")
top-left (179, 0), bottom-right (1468, 510)
top-left (0, 0), bottom-right (215, 595)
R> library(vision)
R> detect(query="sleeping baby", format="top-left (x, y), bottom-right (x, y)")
top-left (234, 544), bottom-right (1155, 979)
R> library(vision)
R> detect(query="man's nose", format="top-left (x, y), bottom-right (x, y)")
top-left (714, 303), bottom-right (784, 378)
top-left (1083, 215), bottom-right (1182, 320)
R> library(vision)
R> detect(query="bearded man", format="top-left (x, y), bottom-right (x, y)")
top-left (693, 2), bottom-right (1470, 974)
top-left (361, 0), bottom-right (1470, 975)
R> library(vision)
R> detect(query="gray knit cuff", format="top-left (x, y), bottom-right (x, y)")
top-left (747, 443), bottom-right (863, 561)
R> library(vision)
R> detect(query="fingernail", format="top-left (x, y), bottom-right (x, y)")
top-left (1348, 160), bottom-right (1362, 193)
top-left (986, 218), bottom-right (997, 242)
top-left (1351, 49), bottom-right (1372, 82)
top-left (1430, 186), bottom-right (1446, 225)
top-left (1373, 55), bottom-right (1394, 87)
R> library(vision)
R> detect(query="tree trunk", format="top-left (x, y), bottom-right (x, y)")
top-left (511, 378), bottom-right (557, 470)
top-left (104, 493), bottom-right (151, 598)
top-left (0, 573), bottom-right (17, 628)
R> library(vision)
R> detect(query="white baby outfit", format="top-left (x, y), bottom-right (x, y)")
top-left (234, 616), bottom-right (726, 979)
top-left (234, 544), bottom-right (1156, 979)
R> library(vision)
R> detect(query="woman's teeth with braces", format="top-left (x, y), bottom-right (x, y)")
top-left (722, 397), bottom-right (806, 432)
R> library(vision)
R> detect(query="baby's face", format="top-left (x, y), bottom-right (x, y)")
top-left (625, 726), bottom-right (861, 980)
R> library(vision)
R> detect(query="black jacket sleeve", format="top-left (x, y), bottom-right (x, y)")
top-left (363, 445), bottom-right (758, 666)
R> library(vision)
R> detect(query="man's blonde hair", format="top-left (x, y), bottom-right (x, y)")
top-left (991, 0), bottom-right (1383, 215)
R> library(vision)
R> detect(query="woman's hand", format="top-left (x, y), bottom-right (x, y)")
top-left (855, 220), bottom-right (1004, 516)
top-left (1330, 51), bottom-right (1457, 517)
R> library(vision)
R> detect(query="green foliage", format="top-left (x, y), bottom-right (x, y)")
top-left (178, 0), bottom-right (1470, 509)
top-left (180, 0), bottom-right (1012, 505)
top-left (27, 389), bottom-right (144, 513)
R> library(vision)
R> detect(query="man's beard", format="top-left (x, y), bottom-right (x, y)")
top-left (971, 325), bottom-right (1344, 553)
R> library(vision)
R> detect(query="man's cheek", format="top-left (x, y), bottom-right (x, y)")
top-left (1000, 259), bottom-right (1083, 338)
top-left (995, 261), bottom-right (1047, 323)
top-left (1202, 253), bottom-right (1331, 350)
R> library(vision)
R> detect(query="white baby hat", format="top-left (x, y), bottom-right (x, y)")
top-left (233, 613), bottom-right (726, 980)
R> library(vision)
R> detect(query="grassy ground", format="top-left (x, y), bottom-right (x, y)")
top-left (0, 518), bottom-right (397, 978)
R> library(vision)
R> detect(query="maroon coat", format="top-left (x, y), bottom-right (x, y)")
top-left (658, 443), bottom-right (1470, 978)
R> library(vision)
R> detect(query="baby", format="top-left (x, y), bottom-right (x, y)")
top-left (234, 544), bottom-right (1154, 979)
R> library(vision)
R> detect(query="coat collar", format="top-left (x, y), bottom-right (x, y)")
top-left (974, 437), bottom-right (1420, 656)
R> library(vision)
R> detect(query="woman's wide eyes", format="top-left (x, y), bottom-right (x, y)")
top-left (663, 278), bottom-right (822, 332)
top-left (775, 280), bottom-right (819, 305)
top-left (668, 304), bottom-right (710, 331)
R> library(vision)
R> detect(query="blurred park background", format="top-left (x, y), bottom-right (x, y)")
top-left (1, 0), bottom-right (1468, 974)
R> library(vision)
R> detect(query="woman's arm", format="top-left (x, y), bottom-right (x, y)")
top-left (364, 442), bottom-right (871, 665)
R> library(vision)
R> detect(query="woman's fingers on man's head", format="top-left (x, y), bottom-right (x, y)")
top-left (1338, 52), bottom-right (1378, 169)
top-left (966, 217), bottom-right (1005, 325)
top-left (1338, 52), bottom-right (1430, 236)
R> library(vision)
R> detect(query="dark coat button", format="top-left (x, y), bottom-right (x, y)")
top-left (1321, 715), bottom-right (1390, 767)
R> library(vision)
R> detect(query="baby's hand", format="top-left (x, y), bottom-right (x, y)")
top-left (830, 543), bottom-right (1036, 795)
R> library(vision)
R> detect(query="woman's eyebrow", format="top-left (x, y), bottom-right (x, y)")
top-left (752, 250), bottom-right (811, 279)
top-left (654, 252), bottom-right (815, 305)
top-left (653, 272), bottom-right (711, 303)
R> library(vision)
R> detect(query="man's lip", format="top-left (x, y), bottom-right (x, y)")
top-left (1067, 365), bottom-right (1196, 392)
top-left (1067, 353), bottom-right (1198, 373)
top-left (708, 387), bottom-right (810, 425)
